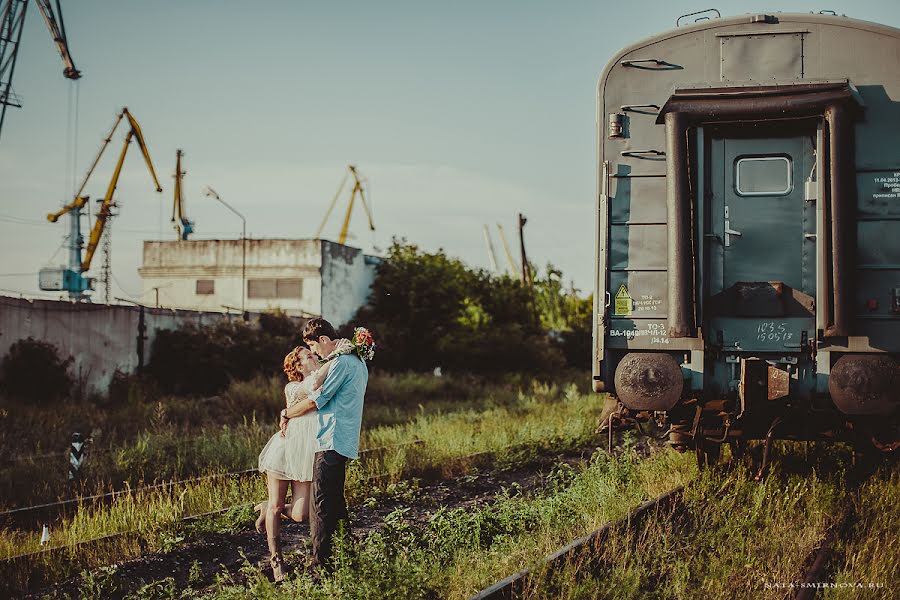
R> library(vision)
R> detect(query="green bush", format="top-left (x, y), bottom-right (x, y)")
top-left (0, 337), bottom-right (73, 403)
top-left (147, 312), bottom-right (303, 395)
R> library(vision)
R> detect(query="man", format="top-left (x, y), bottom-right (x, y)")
top-left (281, 317), bottom-right (368, 570)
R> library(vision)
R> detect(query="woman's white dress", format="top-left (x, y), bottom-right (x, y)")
top-left (258, 374), bottom-right (323, 481)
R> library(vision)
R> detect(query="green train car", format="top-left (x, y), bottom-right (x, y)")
top-left (593, 10), bottom-right (900, 460)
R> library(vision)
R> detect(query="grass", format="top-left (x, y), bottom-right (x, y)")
top-left (0, 371), bottom-right (576, 508)
top-left (0, 377), bottom-right (606, 596)
top-left (519, 443), bottom-right (898, 600)
top-left (824, 464), bottom-right (900, 599)
top-left (144, 448), bottom-right (696, 600)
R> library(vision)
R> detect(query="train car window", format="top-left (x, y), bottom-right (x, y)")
top-left (735, 156), bottom-right (792, 196)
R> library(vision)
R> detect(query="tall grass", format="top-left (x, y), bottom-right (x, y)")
top-left (1, 371), bottom-right (578, 508)
top-left (523, 443), bottom-right (869, 599)
top-left (0, 379), bottom-right (605, 596)
top-left (825, 465), bottom-right (900, 599)
top-left (168, 449), bottom-right (697, 600)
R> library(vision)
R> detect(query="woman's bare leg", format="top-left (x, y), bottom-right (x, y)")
top-left (288, 480), bottom-right (311, 523)
top-left (265, 473), bottom-right (290, 560)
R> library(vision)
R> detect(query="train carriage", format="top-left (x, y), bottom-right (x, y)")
top-left (592, 11), bottom-right (900, 458)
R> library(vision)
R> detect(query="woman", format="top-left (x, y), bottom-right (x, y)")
top-left (256, 346), bottom-right (333, 581)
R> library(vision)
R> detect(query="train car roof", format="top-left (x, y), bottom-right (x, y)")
top-left (597, 12), bottom-right (900, 93)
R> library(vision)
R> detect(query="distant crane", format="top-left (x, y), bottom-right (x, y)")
top-left (482, 224), bottom-right (499, 273)
top-left (0, 0), bottom-right (81, 141)
top-left (315, 164), bottom-right (375, 245)
top-left (172, 149), bottom-right (194, 240)
top-left (40, 107), bottom-right (162, 300)
top-left (495, 223), bottom-right (519, 277)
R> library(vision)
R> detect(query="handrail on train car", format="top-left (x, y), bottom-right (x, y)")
top-left (676, 9), bottom-right (721, 27)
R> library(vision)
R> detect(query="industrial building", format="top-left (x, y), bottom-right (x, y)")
top-left (139, 239), bottom-right (378, 326)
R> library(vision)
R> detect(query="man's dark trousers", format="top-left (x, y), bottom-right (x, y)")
top-left (310, 449), bottom-right (349, 569)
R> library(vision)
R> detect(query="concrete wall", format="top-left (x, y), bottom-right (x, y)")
top-left (0, 296), bottom-right (233, 395)
top-left (140, 239), bottom-right (323, 316)
top-left (320, 241), bottom-right (377, 328)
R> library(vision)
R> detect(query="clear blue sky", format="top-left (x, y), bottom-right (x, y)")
top-left (1, 1), bottom-right (899, 304)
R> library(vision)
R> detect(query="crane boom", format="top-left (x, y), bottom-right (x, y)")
top-left (47, 194), bottom-right (87, 223)
top-left (315, 168), bottom-right (350, 239)
top-left (0, 0), bottom-right (80, 141)
top-left (338, 165), bottom-right (375, 245)
top-left (496, 223), bottom-right (518, 276)
top-left (34, 0), bottom-right (79, 79)
top-left (81, 108), bottom-right (161, 271)
top-left (317, 164), bottom-right (376, 245)
top-left (482, 224), bottom-right (499, 273)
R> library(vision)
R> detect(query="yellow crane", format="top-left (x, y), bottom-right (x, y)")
top-left (315, 164), bottom-right (375, 245)
top-left (495, 223), bottom-right (519, 276)
top-left (39, 107), bottom-right (162, 298)
top-left (172, 149), bottom-right (194, 240)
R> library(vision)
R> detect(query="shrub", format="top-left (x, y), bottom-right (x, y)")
top-left (0, 337), bottom-right (74, 403)
top-left (147, 312), bottom-right (304, 395)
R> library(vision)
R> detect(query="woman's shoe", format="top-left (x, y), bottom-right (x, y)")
top-left (271, 553), bottom-right (286, 582)
top-left (254, 502), bottom-right (266, 534)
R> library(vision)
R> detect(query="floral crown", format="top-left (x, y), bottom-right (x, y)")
top-left (321, 327), bottom-right (376, 362)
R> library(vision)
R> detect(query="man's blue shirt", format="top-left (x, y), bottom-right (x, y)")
top-left (314, 353), bottom-right (367, 459)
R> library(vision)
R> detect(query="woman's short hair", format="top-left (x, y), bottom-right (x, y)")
top-left (283, 346), bottom-right (306, 381)
top-left (302, 317), bottom-right (337, 343)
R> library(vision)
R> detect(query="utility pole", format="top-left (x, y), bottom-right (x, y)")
top-left (517, 213), bottom-right (531, 285)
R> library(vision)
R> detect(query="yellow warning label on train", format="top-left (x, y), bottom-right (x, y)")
top-left (614, 284), bottom-right (632, 316)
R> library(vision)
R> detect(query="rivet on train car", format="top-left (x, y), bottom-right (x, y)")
top-left (608, 113), bottom-right (625, 139)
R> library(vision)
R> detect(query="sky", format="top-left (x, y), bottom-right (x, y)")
top-left (1, 0), bottom-right (899, 305)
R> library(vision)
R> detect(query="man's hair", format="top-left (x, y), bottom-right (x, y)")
top-left (303, 317), bottom-right (337, 342)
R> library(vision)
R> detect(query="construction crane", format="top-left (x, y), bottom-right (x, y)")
top-left (0, 0), bottom-right (81, 141)
top-left (495, 223), bottom-right (519, 276)
top-left (172, 149), bottom-right (194, 240)
top-left (315, 164), bottom-right (375, 245)
top-left (39, 107), bottom-right (162, 299)
top-left (482, 224), bottom-right (499, 273)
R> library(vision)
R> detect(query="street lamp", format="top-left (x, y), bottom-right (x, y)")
top-left (204, 186), bottom-right (246, 314)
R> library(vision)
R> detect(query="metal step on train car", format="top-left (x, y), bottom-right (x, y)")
top-left (592, 10), bottom-right (900, 461)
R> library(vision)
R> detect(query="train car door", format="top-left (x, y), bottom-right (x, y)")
top-left (707, 132), bottom-right (816, 351)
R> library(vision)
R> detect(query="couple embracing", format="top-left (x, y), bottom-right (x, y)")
top-left (255, 317), bottom-right (374, 581)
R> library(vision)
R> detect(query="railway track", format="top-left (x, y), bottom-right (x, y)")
top-left (0, 439), bottom-right (425, 529)
top-left (469, 485), bottom-right (687, 600)
top-left (469, 453), bottom-right (889, 600)
top-left (8, 442), bottom-right (603, 598)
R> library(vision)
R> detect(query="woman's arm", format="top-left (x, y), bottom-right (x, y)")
top-left (308, 363), bottom-right (333, 391)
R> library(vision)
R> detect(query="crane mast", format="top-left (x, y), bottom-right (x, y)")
top-left (172, 149), bottom-right (194, 240)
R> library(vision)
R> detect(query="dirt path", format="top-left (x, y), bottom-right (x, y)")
top-left (26, 446), bottom-right (599, 598)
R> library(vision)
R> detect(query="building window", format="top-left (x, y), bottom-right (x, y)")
top-left (196, 279), bottom-right (215, 295)
top-left (276, 278), bottom-right (303, 299)
top-left (735, 156), bottom-right (792, 196)
top-left (248, 278), bottom-right (303, 299)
